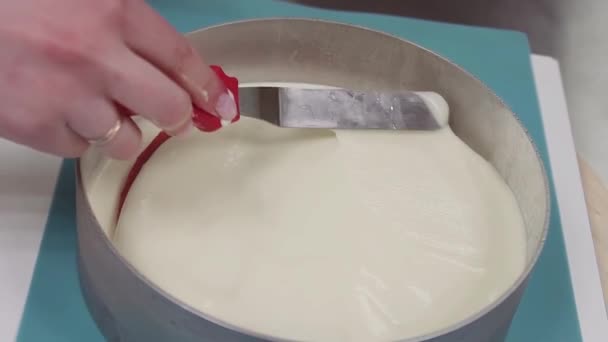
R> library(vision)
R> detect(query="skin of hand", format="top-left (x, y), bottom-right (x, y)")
top-left (0, 0), bottom-right (237, 160)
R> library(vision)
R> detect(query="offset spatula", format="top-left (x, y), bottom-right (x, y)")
top-left (237, 87), bottom-right (449, 130)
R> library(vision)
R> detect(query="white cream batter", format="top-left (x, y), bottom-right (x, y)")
top-left (109, 89), bottom-right (527, 341)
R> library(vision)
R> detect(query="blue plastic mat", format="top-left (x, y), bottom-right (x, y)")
top-left (17, 1), bottom-right (581, 341)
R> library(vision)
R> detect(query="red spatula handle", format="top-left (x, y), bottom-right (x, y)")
top-left (116, 65), bottom-right (240, 222)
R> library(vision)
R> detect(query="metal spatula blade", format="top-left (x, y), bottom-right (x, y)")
top-left (238, 87), bottom-right (449, 130)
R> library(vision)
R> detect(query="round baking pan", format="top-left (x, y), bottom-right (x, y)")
top-left (75, 18), bottom-right (549, 342)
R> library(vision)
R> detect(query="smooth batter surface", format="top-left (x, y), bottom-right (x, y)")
top-left (111, 107), bottom-right (527, 341)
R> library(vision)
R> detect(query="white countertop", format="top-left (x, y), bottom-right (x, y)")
top-left (1, 55), bottom-right (606, 341)
top-left (0, 143), bottom-right (61, 341)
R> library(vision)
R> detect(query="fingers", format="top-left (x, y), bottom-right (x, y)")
top-left (66, 97), bottom-right (142, 160)
top-left (35, 123), bottom-right (90, 158)
top-left (48, 124), bottom-right (89, 158)
top-left (6, 119), bottom-right (89, 159)
top-left (0, 108), bottom-right (87, 159)
top-left (121, 0), bottom-right (237, 121)
top-left (103, 46), bottom-right (194, 136)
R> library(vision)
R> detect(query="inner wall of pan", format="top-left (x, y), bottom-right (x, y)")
top-left (80, 19), bottom-right (548, 265)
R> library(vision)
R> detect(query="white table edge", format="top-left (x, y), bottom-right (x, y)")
top-left (531, 54), bottom-right (608, 341)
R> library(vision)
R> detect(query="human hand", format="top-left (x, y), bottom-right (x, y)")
top-left (0, 0), bottom-right (237, 160)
